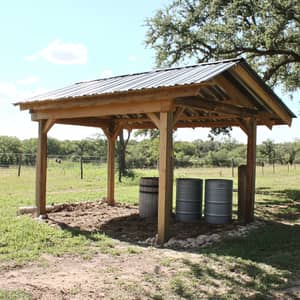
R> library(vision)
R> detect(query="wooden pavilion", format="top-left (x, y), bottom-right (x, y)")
top-left (15, 58), bottom-right (295, 243)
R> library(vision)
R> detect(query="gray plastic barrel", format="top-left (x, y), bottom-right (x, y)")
top-left (176, 178), bottom-right (203, 222)
top-left (139, 177), bottom-right (158, 218)
top-left (205, 179), bottom-right (233, 224)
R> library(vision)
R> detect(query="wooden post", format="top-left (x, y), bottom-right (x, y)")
top-left (80, 156), bottom-right (83, 179)
top-left (157, 111), bottom-right (173, 244)
top-left (36, 120), bottom-right (48, 216)
top-left (245, 118), bottom-right (257, 223)
top-left (238, 165), bottom-right (247, 223)
top-left (103, 124), bottom-right (121, 206)
top-left (18, 154), bottom-right (22, 177)
top-left (170, 150), bottom-right (174, 216)
top-left (107, 136), bottom-right (115, 205)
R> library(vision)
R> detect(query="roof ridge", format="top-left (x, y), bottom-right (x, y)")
top-left (75, 58), bottom-right (243, 85)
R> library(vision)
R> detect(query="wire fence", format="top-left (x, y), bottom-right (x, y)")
top-left (0, 152), bottom-right (298, 179)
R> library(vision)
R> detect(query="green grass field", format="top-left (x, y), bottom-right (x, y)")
top-left (0, 161), bottom-right (299, 299)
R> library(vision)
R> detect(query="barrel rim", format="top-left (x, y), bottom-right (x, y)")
top-left (140, 177), bottom-right (159, 180)
top-left (176, 178), bottom-right (203, 182)
top-left (205, 179), bottom-right (233, 183)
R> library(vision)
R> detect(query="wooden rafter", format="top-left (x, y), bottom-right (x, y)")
top-left (233, 65), bottom-right (292, 125)
top-left (175, 96), bottom-right (258, 117)
top-left (213, 75), bottom-right (254, 108)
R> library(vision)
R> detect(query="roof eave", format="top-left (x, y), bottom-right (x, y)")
top-left (231, 60), bottom-right (296, 126)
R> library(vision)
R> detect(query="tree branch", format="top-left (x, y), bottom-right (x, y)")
top-left (263, 58), bottom-right (295, 81)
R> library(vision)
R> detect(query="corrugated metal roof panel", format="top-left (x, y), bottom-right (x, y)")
top-left (20, 59), bottom-right (241, 103)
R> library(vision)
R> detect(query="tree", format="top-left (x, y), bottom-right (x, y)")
top-left (145, 0), bottom-right (300, 91)
top-left (0, 136), bottom-right (22, 164)
top-left (22, 138), bottom-right (37, 165)
top-left (259, 139), bottom-right (276, 164)
top-left (47, 138), bottom-right (62, 156)
top-left (277, 142), bottom-right (299, 165)
top-left (117, 129), bottom-right (131, 182)
top-left (134, 129), bottom-right (159, 140)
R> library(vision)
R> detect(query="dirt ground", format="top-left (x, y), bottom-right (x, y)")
top-left (45, 200), bottom-right (238, 243)
top-left (0, 249), bottom-right (187, 300)
top-left (0, 201), bottom-right (299, 299)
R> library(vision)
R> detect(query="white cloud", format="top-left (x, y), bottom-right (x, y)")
top-left (100, 69), bottom-right (113, 78)
top-left (16, 76), bottom-right (40, 85)
top-left (25, 40), bottom-right (88, 65)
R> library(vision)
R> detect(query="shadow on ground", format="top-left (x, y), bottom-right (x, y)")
top-left (256, 187), bottom-right (300, 201)
top-left (47, 204), bottom-right (238, 244)
top-left (44, 198), bottom-right (300, 299)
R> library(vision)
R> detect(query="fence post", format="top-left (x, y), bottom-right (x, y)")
top-left (18, 154), bottom-right (22, 177)
top-left (80, 156), bottom-right (83, 179)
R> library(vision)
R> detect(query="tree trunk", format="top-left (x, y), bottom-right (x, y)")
top-left (117, 129), bottom-right (131, 182)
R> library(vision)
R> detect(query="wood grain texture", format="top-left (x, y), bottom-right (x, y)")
top-left (245, 118), bottom-right (257, 223)
top-left (36, 120), bottom-right (48, 216)
top-left (157, 111), bottom-right (173, 244)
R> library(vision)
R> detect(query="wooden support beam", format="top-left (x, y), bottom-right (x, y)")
top-left (173, 107), bottom-right (185, 127)
top-left (233, 65), bottom-right (292, 125)
top-left (43, 118), bottom-right (56, 134)
top-left (245, 117), bottom-right (257, 223)
top-left (56, 117), bottom-right (111, 128)
top-left (18, 83), bottom-right (205, 111)
top-left (36, 120), bottom-right (48, 216)
top-left (31, 100), bottom-right (174, 121)
top-left (238, 165), bottom-right (247, 224)
top-left (106, 136), bottom-right (116, 206)
top-left (147, 112), bottom-right (160, 128)
top-left (213, 75), bottom-right (254, 107)
top-left (103, 123), bottom-right (122, 206)
top-left (175, 96), bottom-right (257, 117)
top-left (157, 111), bottom-right (173, 244)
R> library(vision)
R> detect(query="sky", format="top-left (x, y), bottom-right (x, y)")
top-left (0, 0), bottom-right (299, 145)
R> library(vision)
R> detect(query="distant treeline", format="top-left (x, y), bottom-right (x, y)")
top-left (0, 135), bottom-right (299, 168)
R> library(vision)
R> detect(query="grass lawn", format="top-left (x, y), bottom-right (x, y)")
top-left (0, 162), bottom-right (299, 299)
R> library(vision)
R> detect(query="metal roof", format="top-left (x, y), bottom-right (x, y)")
top-left (20, 58), bottom-right (241, 103)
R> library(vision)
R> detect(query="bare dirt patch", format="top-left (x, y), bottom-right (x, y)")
top-left (0, 245), bottom-right (204, 300)
top-left (1, 201), bottom-right (298, 299)
top-left (44, 200), bottom-right (238, 243)
top-left (0, 250), bottom-right (170, 299)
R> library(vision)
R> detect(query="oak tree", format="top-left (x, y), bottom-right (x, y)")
top-left (145, 0), bottom-right (300, 91)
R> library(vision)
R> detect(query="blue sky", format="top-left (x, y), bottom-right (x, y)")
top-left (0, 0), bottom-right (299, 144)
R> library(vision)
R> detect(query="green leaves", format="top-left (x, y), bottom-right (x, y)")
top-left (145, 0), bottom-right (300, 91)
